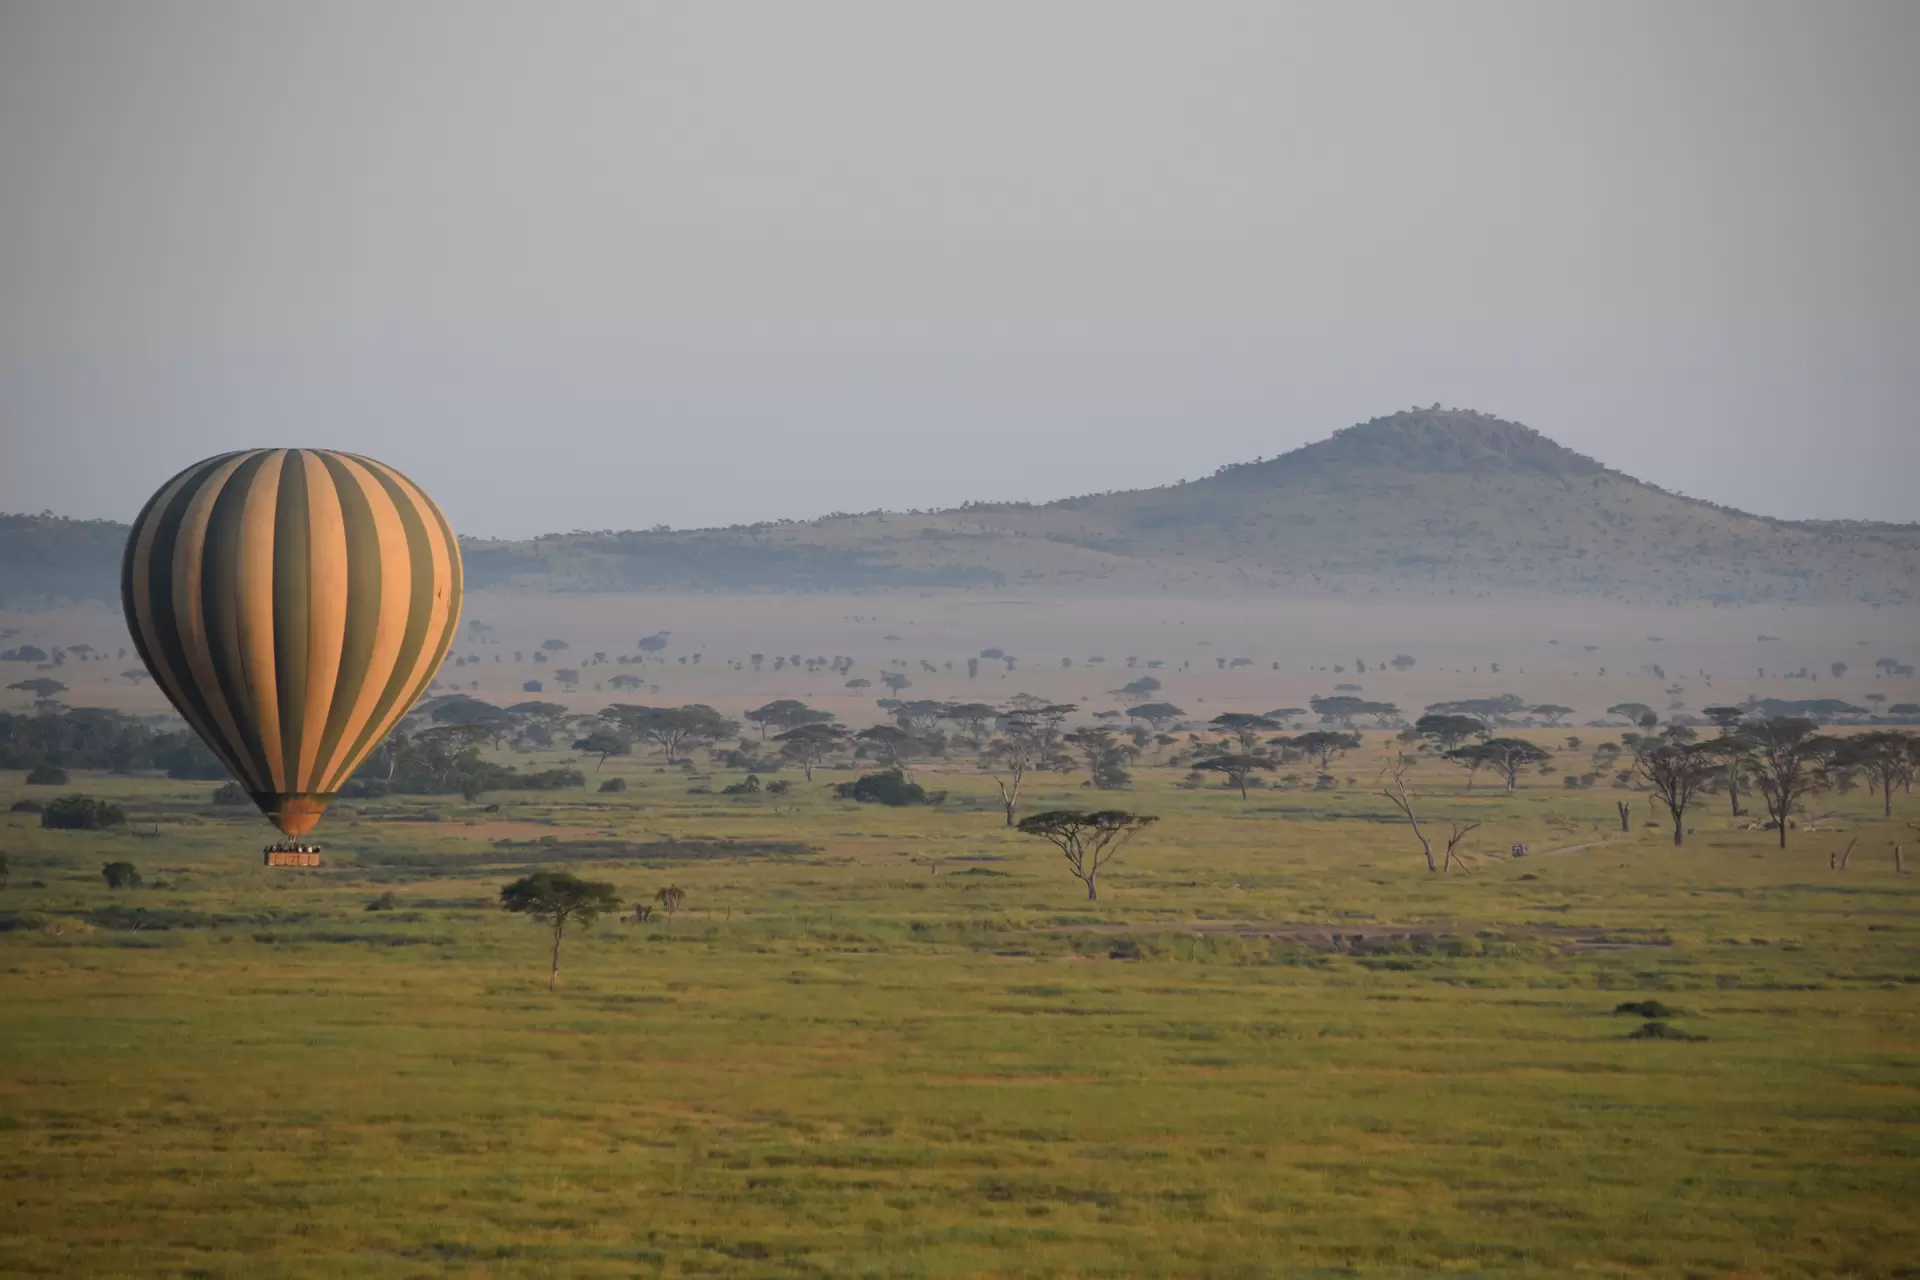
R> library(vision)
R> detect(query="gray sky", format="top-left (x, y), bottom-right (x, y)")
top-left (2, 0), bottom-right (1916, 538)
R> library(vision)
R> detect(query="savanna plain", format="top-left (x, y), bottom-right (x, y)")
top-left (2, 595), bottom-right (1917, 1278)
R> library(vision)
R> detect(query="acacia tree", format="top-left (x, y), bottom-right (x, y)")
top-left (855, 724), bottom-right (919, 772)
top-left (601, 704), bottom-right (738, 763)
top-left (1210, 713), bottom-right (1278, 754)
top-left (1195, 752), bottom-right (1271, 799)
top-left (1746, 717), bottom-right (1835, 849)
top-left (571, 728), bottom-right (632, 770)
top-left (1289, 730), bottom-right (1362, 775)
top-left (1126, 702), bottom-right (1185, 731)
top-left (655, 885), bottom-right (686, 930)
top-left (773, 722), bottom-right (848, 782)
top-left (1449, 738), bottom-right (1550, 792)
top-left (500, 870), bottom-right (622, 991)
top-left (1063, 726), bottom-right (1137, 790)
top-left (1836, 731), bottom-right (1917, 818)
top-left (746, 699), bottom-right (831, 739)
top-left (1016, 809), bottom-right (1158, 900)
top-left (1414, 714), bottom-right (1486, 752)
top-left (1633, 735), bottom-right (1721, 845)
top-left (1702, 705), bottom-right (1754, 816)
top-left (980, 705), bottom-right (1072, 826)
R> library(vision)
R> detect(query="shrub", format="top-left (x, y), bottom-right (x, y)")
top-left (766, 779), bottom-right (791, 796)
top-left (597, 777), bottom-right (627, 793)
top-left (211, 781), bottom-right (248, 806)
top-left (24, 765), bottom-right (68, 786)
top-left (365, 891), bottom-right (397, 912)
top-left (101, 860), bottom-right (141, 889)
top-left (835, 770), bottom-right (930, 806)
top-left (1627, 1020), bottom-right (1703, 1041)
top-left (1613, 999), bottom-right (1676, 1019)
top-left (10, 799), bottom-right (44, 814)
top-left (42, 796), bottom-right (126, 830)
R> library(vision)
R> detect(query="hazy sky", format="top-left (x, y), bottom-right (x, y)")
top-left (2, 1), bottom-right (1915, 538)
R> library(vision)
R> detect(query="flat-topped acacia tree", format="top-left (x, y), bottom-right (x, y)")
top-left (1016, 809), bottom-right (1158, 900)
top-left (500, 871), bottom-right (622, 991)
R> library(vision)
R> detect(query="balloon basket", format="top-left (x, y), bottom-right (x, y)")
top-left (264, 842), bottom-right (323, 868)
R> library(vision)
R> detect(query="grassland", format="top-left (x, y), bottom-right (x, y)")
top-left (3, 739), bottom-right (1918, 1277)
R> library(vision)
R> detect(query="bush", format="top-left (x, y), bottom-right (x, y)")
top-left (10, 799), bottom-right (44, 814)
top-left (1613, 999), bottom-right (1676, 1019)
top-left (211, 781), bottom-right (248, 806)
top-left (24, 765), bottom-right (69, 786)
top-left (835, 770), bottom-right (930, 806)
top-left (365, 891), bottom-right (397, 912)
top-left (766, 779), bottom-right (791, 796)
top-left (101, 860), bottom-right (141, 889)
top-left (42, 796), bottom-right (126, 830)
top-left (597, 777), bottom-right (627, 793)
top-left (1627, 1020), bottom-right (1703, 1041)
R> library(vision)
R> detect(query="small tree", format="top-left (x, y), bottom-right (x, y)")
top-left (981, 705), bottom-right (1072, 826)
top-left (101, 860), bottom-right (141, 889)
top-left (42, 796), bottom-right (125, 830)
top-left (1702, 705), bottom-right (1753, 815)
top-left (1449, 738), bottom-right (1550, 792)
top-left (571, 728), bottom-right (632, 770)
top-left (1195, 753), bottom-right (1271, 799)
top-left (1530, 704), bottom-right (1574, 727)
top-left (1414, 714), bottom-right (1486, 752)
top-left (1379, 755), bottom-right (1440, 873)
top-left (655, 885), bottom-right (686, 930)
top-left (1835, 731), bottom-right (1917, 819)
top-left (1126, 702), bottom-right (1185, 731)
top-left (1210, 713), bottom-right (1278, 754)
top-left (1746, 718), bottom-right (1835, 849)
top-left (773, 722), bottom-right (849, 782)
top-left (500, 871), bottom-right (622, 991)
top-left (8, 678), bottom-right (67, 701)
top-left (1016, 809), bottom-right (1157, 900)
top-left (1289, 730), bottom-right (1363, 774)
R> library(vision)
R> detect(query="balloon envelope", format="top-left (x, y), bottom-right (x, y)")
top-left (121, 450), bottom-right (463, 835)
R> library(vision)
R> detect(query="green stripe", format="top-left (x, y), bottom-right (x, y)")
top-left (407, 462), bottom-right (465, 703)
top-left (272, 450), bottom-right (313, 791)
top-left (199, 451), bottom-right (277, 790)
top-left (312, 452), bottom-right (385, 785)
top-left (134, 453), bottom-right (256, 786)
top-left (330, 462), bottom-right (440, 784)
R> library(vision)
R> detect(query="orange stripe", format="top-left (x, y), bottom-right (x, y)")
top-left (358, 459), bottom-right (458, 736)
top-left (294, 451), bottom-right (350, 792)
top-left (234, 450), bottom-right (286, 792)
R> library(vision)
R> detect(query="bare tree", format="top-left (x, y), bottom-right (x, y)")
top-left (1016, 810), bottom-right (1157, 900)
top-left (1381, 755), bottom-right (1440, 873)
top-left (1443, 821), bottom-right (1481, 872)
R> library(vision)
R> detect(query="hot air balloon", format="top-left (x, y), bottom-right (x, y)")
top-left (121, 450), bottom-right (463, 839)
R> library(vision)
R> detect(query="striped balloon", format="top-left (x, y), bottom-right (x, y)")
top-left (121, 450), bottom-right (463, 836)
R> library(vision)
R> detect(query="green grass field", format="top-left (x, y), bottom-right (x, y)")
top-left (3, 744), bottom-right (1917, 1277)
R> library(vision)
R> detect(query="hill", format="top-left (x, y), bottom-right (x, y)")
top-left (6, 409), bottom-right (1916, 605)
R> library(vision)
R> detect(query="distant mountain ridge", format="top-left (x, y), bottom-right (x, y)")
top-left (5, 409), bottom-right (1916, 606)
